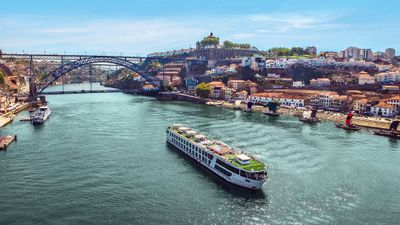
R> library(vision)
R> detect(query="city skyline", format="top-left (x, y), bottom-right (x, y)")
top-left (0, 0), bottom-right (399, 55)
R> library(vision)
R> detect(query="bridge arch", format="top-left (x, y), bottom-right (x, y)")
top-left (38, 56), bottom-right (144, 93)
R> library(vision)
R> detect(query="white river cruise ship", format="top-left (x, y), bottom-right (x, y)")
top-left (166, 124), bottom-right (268, 190)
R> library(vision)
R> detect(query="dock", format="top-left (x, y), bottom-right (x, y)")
top-left (0, 135), bottom-right (17, 151)
top-left (0, 116), bottom-right (14, 128)
top-left (19, 117), bottom-right (32, 122)
top-left (41, 89), bottom-right (122, 95)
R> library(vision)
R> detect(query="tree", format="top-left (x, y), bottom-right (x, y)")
top-left (200, 33), bottom-right (220, 46)
top-left (195, 82), bottom-right (211, 98)
top-left (237, 66), bottom-right (256, 81)
top-left (222, 40), bottom-right (251, 49)
top-left (0, 49), bottom-right (3, 58)
top-left (0, 71), bottom-right (5, 85)
top-left (164, 84), bottom-right (173, 91)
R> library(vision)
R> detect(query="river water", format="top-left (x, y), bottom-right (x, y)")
top-left (0, 84), bottom-right (399, 225)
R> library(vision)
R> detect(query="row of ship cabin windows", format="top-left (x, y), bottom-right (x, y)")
top-left (169, 132), bottom-right (213, 165)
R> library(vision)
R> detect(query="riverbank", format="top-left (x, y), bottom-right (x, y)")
top-left (0, 102), bottom-right (32, 128)
top-left (206, 100), bottom-right (393, 130)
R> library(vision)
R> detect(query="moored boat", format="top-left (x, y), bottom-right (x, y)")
top-left (166, 124), bottom-right (268, 190)
top-left (242, 101), bottom-right (254, 112)
top-left (373, 121), bottom-right (400, 139)
top-left (263, 101), bottom-right (282, 116)
top-left (299, 108), bottom-right (320, 123)
top-left (233, 100), bottom-right (242, 110)
top-left (335, 113), bottom-right (360, 131)
top-left (31, 106), bottom-right (51, 125)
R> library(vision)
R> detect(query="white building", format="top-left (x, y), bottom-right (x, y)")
top-left (358, 72), bottom-right (375, 85)
top-left (316, 78), bottom-right (331, 87)
top-left (370, 102), bottom-right (396, 117)
top-left (344, 47), bottom-right (361, 59)
top-left (387, 95), bottom-right (400, 114)
top-left (375, 71), bottom-right (400, 83)
top-left (292, 81), bottom-right (305, 88)
top-left (242, 56), bottom-right (266, 70)
top-left (236, 91), bottom-right (248, 100)
top-left (385, 48), bottom-right (396, 60)
top-left (248, 93), bottom-right (305, 107)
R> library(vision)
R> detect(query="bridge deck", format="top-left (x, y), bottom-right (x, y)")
top-left (41, 89), bottom-right (122, 95)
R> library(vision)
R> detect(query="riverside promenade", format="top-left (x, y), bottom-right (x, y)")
top-left (0, 102), bottom-right (31, 128)
top-left (206, 100), bottom-right (394, 130)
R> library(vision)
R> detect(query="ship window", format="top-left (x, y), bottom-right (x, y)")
top-left (215, 165), bottom-right (232, 177)
top-left (216, 159), bottom-right (239, 174)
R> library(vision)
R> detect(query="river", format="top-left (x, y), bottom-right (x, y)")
top-left (0, 84), bottom-right (399, 225)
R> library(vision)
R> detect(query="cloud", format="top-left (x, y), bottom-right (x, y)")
top-left (248, 12), bottom-right (343, 32)
top-left (0, 11), bottom-right (355, 54)
top-left (0, 17), bottom-right (208, 55)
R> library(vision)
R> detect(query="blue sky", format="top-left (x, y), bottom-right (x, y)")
top-left (0, 0), bottom-right (399, 55)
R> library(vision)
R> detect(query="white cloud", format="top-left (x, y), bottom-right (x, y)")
top-left (0, 11), bottom-right (352, 54)
top-left (248, 12), bottom-right (343, 32)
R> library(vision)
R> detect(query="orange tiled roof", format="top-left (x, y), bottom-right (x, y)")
top-left (388, 95), bottom-right (400, 101)
top-left (209, 81), bottom-right (225, 87)
top-left (355, 98), bottom-right (368, 104)
top-left (374, 101), bottom-right (395, 108)
top-left (251, 92), bottom-right (283, 98)
top-left (228, 80), bottom-right (246, 83)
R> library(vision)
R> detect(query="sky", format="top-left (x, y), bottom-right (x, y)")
top-left (0, 0), bottom-right (399, 56)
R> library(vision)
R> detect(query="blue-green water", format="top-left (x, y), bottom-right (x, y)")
top-left (0, 90), bottom-right (399, 225)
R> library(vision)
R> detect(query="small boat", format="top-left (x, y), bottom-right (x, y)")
top-left (233, 100), bottom-right (242, 110)
top-left (31, 106), bottom-right (51, 125)
top-left (263, 111), bottom-right (282, 116)
top-left (299, 108), bottom-right (320, 123)
top-left (335, 113), bottom-right (361, 131)
top-left (243, 101), bottom-right (253, 112)
top-left (263, 101), bottom-right (282, 116)
top-left (373, 121), bottom-right (400, 139)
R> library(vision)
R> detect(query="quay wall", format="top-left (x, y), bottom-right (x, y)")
top-left (157, 92), bottom-right (207, 104)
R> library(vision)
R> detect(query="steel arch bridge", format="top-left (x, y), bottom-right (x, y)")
top-left (38, 56), bottom-right (145, 93)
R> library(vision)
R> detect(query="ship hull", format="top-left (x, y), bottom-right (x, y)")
top-left (31, 109), bottom-right (51, 125)
top-left (335, 123), bottom-right (361, 131)
top-left (299, 117), bottom-right (320, 123)
top-left (373, 130), bottom-right (400, 139)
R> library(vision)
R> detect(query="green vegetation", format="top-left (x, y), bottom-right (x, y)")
top-left (164, 83), bottom-right (173, 91)
top-left (0, 49), bottom-right (2, 58)
top-left (0, 71), bottom-right (4, 84)
top-left (225, 155), bottom-right (265, 171)
top-left (15, 59), bottom-right (28, 65)
top-left (200, 35), bottom-right (220, 46)
top-left (262, 47), bottom-right (311, 57)
top-left (222, 40), bottom-right (251, 49)
top-left (195, 82), bottom-right (211, 98)
top-left (289, 64), bottom-right (326, 84)
top-left (146, 60), bottom-right (162, 72)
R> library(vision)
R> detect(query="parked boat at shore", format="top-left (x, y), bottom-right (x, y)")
top-left (336, 113), bottom-right (361, 131)
top-left (31, 106), bottom-right (51, 125)
top-left (299, 108), bottom-right (320, 123)
top-left (166, 124), bottom-right (268, 190)
top-left (373, 121), bottom-right (400, 139)
top-left (233, 100), bottom-right (242, 110)
top-left (263, 101), bottom-right (282, 116)
top-left (242, 101), bottom-right (253, 112)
